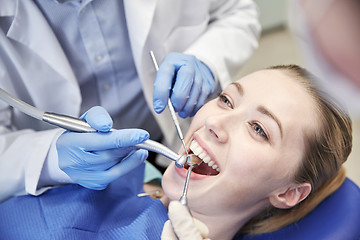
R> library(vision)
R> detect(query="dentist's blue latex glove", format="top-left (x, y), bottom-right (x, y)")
top-left (153, 53), bottom-right (215, 118)
top-left (57, 106), bottom-right (149, 190)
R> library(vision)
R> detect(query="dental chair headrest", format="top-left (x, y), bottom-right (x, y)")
top-left (236, 178), bottom-right (360, 240)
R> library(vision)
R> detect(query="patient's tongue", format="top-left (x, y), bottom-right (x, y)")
top-left (192, 162), bottom-right (218, 176)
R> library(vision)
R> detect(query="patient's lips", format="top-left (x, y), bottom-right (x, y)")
top-left (188, 139), bottom-right (219, 176)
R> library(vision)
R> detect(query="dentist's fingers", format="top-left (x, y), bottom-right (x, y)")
top-left (161, 220), bottom-right (178, 240)
top-left (81, 106), bottom-right (113, 132)
top-left (58, 129), bottom-right (149, 151)
top-left (176, 69), bottom-right (202, 118)
top-left (153, 53), bottom-right (215, 118)
top-left (73, 149), bottom-right (148, 190)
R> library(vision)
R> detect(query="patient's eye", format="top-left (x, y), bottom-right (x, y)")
top-left (249, 122), bottom-right (268, 140)
top-left (218, 94), bottom-right (233, 108)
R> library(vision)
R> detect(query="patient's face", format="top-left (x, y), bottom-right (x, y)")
top-left (162, 69), bottom-right (317, 221)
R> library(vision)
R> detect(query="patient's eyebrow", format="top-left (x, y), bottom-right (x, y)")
top-left (257, 105), bottom-right (283, 139)
top-left (230, 82), bottom-right (283, 138)
top-left (230, 82), bottom-right (244, 96)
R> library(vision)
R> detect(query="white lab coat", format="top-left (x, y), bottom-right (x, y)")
top-left (0, 0), bottom-right (260, 202)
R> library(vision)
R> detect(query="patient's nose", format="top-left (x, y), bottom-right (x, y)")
top-left (205, 114), bottom-right (229, 143)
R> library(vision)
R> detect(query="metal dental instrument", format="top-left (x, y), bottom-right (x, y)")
top-left (179, 158), bottom-right (202, 209)
top-left (138, 155), bottom-right (203, 203)
top-left (149, 51), bottom-right (204, 209)
top-left (149, 51), bottom-right (189, 156)
top-left (137, 189), bottom-right (162, 198)
top-left (0, 87), bottom-right (194, 168)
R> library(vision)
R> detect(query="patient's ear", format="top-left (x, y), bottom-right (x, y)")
top-left (269, 183), bottom-right (312, 209)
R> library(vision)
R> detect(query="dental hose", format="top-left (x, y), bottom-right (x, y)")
top-left (0, 88), bottom-right (44, 120)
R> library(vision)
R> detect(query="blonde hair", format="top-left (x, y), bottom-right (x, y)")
top-left (240, 65), bottom-right (353, 235)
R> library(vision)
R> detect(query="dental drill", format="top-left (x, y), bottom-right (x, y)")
top-left (0, 87), bottom-right (193, 168)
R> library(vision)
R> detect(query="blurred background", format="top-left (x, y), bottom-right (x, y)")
top-left (237, 0), bottom-right (360, 185)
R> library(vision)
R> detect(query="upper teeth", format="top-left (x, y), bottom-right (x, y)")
top-left (190, 140), bottom-right (220, 172)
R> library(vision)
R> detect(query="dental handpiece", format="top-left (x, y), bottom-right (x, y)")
top-left (0, 88), bottom-right (189, 168)
top-left (44, 113), bottom-right (191, 168)
top-left (43, 111), bottom-right (190, 167)
top-left (149, 51), bottom-right (189, 156)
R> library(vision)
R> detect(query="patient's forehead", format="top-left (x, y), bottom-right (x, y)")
top-left (231, 69), bottom-right (301, 91)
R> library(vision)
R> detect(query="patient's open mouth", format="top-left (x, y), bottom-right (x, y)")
top-left (185, 139), bottom-right (220, 176)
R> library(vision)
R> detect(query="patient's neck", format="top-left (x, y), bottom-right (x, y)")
top-left (194, 212), bottom-right (249, 240)
top-left (192, 201), bottom-right (268, 240)
top-left (160, 192), bottom-right (268, 239)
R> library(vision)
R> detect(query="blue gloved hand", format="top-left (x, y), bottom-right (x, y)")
top-left (57, 106), bottom-right (149, 190)
top-left (153, 53), bottom-right (215, 118)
